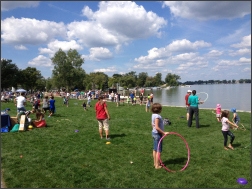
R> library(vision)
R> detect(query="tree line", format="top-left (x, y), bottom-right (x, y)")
top-left (1, 48), bottom-right (250, 92)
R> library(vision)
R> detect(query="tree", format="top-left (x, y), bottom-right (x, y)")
top-left (137, 72), bottom-right (148, 87)
top-left (19, 67), bottom-right (44, 92)
top-left (51, 48), bottom-right (85, 91)
top-left (89, 72), bottom-right (109, 90)
top-left (165, 73), bottom-right (181, 86)
top-left (154, 72), bottom-right (163, 86)
top-left (1, 59), bottom-right (20, 90)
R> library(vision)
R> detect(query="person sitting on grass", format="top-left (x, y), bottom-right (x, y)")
top-left (151, 103), bottom-right (169, 169)
top-left (221, 110), bottom-right (239, 150)
top-left (32, 109), bottom-right (47, 128)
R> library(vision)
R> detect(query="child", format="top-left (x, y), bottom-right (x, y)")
top-left (48, 96), bottom-right (55, 117)
top-left (215, 104), bottom-right (221, 122)
top-left (146, 98), bottom-right (151, 112)
top-left (82, 101), bottom-right (87, 111)
top-left (32, 109), bottom-right (47, 128)
top-left (231, 108), bottom-right (240, 125)
top-left (151, 103), bottom-right (169, 169)
top-left (42, 96), bottom-right (50, 115)
top-left (221, 110), bottom-right (239, 150)
top-left (127, 96), bottom-right (130, 105)
top-left (87, 94), bottom-right (91, 107)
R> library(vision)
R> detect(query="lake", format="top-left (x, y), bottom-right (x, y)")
top-left (125, 84), bottom-right (251, 112)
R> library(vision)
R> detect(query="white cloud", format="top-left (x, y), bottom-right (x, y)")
top-left (162, 1), bottom-right (251, 21)
top-left (94, 66), bottom-right (117, 73)
top-left (229, 48), bottom-right (251, 56)
top-left (84, 47), bottom-right (113, 61)
top-left (206, 50), bottom-right (223, 58)
top-left (70, 1), bottom-right (167, 48)
top-left (14, 45), bottom-right (27, 50)
top-left (28, 55), bottom-right (52, 67)
top-left (239, 57), bottom-right (251, 63)
top-left (1, 17), bottom-right (66, 45)
top-left (1, 1), bottom-right (39, 11)
top-left (39, 40), bottom-right (83, 57)
top-left (231, 34), bottom-right (251, 48)
top-left (135, 39), bottom-right (211, 64)
top-left (243, 67), bottom-right (251, 72)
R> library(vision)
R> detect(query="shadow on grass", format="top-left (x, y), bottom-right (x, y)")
top-left (199, 124), bottom-right (210, 127)
top-left (232, 143), bottom-right (241, 148)
top-left (162, 157), bottom-right (188, 166)
top-left (110, 133), bottom-right (126, 139)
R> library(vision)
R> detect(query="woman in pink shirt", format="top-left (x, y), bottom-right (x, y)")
top-left (221, 110), bottom-right (239, 150)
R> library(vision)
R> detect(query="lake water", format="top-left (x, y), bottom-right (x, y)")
top-left (130, 84), bottom-right (251, 112)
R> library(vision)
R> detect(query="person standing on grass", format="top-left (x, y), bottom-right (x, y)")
top-left (151, 103), bottom-right (169, 169)
top-left (221, 110), bottom-right (239, 150)
top-left (42, 96), bottom-right (50, 115)
top-left (146, 98), bottom-right (151, 112)
top-left (14, 92), bottom-right (26, 113)
top-left (150, 92), bottom-right (154, 105)
top-left (185, 90), bottom-right (192, 120)
top-left (95, 96), bottom-right (111, 140)
top-left (187, 90), bottom-right (203, 128)
top-left (230, 108), bottom-right (240, 125)
top-left (87, 94), bottom-right (91, 107)
top-left (215, 104), bottom-right (222, 122)
top-left (82, 101), bottom-right (87, 111)
top-left (139, 93), bottom-right (144, 105)
top-left (48, 96), bottom-right (55, 117)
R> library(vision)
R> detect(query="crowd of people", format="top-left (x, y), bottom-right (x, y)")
top-left (9, 87), bottom-right (242, 170)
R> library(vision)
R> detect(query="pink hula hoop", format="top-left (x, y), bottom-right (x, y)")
top-left (157, 132), bottom-right (190, 172)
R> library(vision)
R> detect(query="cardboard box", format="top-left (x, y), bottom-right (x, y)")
top-left (10, 117), bottom-right (18, 126)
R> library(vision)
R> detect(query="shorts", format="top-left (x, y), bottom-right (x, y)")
top-left (150, 98), bottom-right (153, 103)
top-left (50, 107), bottom-right (55, 113)
top-left (43, 107), bottom-right (50, 111)
top-left (152, 132), bottom-right (162, 152)
top-left (216, 114), bottom-right (221, 118)
top-left (98, 119), bottom-right (109, 131)
top-left (17, 107), bottom-right (26, 113)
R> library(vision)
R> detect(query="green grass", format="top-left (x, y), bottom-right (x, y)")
top-left (1, 98), bottom-right (251, 188)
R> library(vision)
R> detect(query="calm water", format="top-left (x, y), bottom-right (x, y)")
top-left (139, 84), bottom-right (251, 112)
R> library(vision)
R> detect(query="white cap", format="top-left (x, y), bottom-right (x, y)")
top-left (187, 90), bottom-right (192, 93)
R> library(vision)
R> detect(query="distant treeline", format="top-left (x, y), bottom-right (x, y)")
top-left (180, 79), bottom-right (251, 85)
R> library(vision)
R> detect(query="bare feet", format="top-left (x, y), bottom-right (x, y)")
top-left (155, 165), bottom-right (162, 169)
top-left (228, 144), bottom-right (234, 150)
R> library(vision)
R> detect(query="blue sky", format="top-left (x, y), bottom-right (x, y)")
top-left (1, 1), bottom-right (251, 82)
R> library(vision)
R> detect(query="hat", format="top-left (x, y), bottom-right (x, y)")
top-left (231, 108), bottom-right (236, 113)
top-left (216, 104), bottom-right (221, 108)
top-left (187, 90), bottom-right (192, 93)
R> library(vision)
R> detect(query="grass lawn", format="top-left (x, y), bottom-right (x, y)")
top-left (1, 97), bottom-right (251, 188)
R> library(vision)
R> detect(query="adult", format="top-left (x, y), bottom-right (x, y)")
top-left (139, 93), bottom-right (144, 105)
top-left (185, 90), bottom-right (192, 120)
top-left (95, 96), bottom-right (111, 140)
top-left (14, 92), bottom-right (26, 113)
top-left (110, 91), bottom-right (115, 102)
top-left (187, 90), bottom-right (203, 128)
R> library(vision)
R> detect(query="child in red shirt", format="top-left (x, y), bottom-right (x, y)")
top-left (95, 96), bottom-right (111, 140)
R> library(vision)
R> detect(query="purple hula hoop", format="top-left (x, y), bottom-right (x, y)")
top-left (157, 132), bottom-right (190, 172)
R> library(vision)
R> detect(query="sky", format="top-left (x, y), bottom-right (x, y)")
top-left (1, 1), bottom-right (251, 82)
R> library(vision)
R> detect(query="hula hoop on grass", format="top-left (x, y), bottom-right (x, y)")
top-left (157, 132), bottom-right (190, 172)
top-left (233, 122), bottom-right (246, 131)
top-left (197, 92), bottom-right (208, 103)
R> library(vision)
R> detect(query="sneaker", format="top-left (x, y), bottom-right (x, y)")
top-left (48, 116), bottom-right (50, 118)
top-left (106, 137), bottom-right (110, 140)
